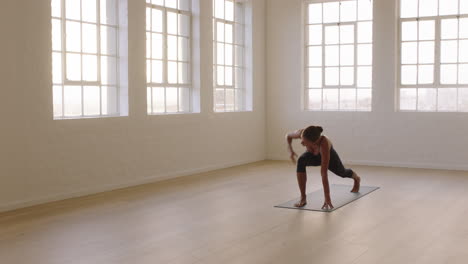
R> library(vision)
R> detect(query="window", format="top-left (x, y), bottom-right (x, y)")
top-left (146, 0), bottom-right (192, 114)
top-left (399, 0), bottom-right (468, 112)
top-left (213, 0), bottom-right (248, 112)
top-left (51, 0), bottom-right (128, 119)
top-left (305, 0), bottom-right (373, 111)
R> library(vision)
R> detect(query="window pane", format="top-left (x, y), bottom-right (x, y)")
top-left (458, 89), bottom-right (468, 111)
top-left (165, 0), bottom-right (177, 8)
top-left (419, 20), bottom-right (435, 40)
top-left (325, 46), bottom-right (338, 66)
top-left (152, 9), bottom-right (163, 33)
top-left (340, 25), bottom-right (354, 44)
top-left (152, 33), bottom-right (163, 59)
top-left (166, 87), bottom-right (178, 112)
top-left (225, 66), bottom-right (233, 86)
top-left (323, 89), bottom-right (339, 109)
top-left (225, 24), bottom-right (233, 44)
top-left (340, 45), bottom-right (354, 66)
top-left (462, 1), bottom-right (468, 14)
top-left (178, 87), bottom-right (190, 112)
top-left (323, 2), bottom-right (339, 23)
top-left (83, 24), bottom-right (98, 54)
top-left (167, 12), bottom-right (178, 35)
top-left (217, 66), bottom-right (225, 85)
top-left (235, 67), bottom-right (243, 88)
top-left (340, 89), bottom-right (356, 110)
top-left (235, 45), bottom-right (243, 66)
top-left (440, 64), bottom-right (457, 84)
top-left (402, 42), bottom-right (418, 64)
top-left (441, 19), bottom-right (458, 39)
top-left (83, 86), bottom-right (100, 115)
top-left (82, 55), bottom-right (98, 81)
top-left (66, 53), bottom-right (81, 81)
top-left (418, 65), bottom-right (434, 84)
top-left (168, 61), bottom-right (177, 83)
top-left (308, 89), bottom-right (322, 110)
top-left (179, 62), bottom-right (189, 84)
top-left (101, 26), bottom-right (117, 55)
top-left (66, 0), bottom-right (80, 20)
top-left (419, 0), bottom-right (437, 17)
top-left (402, 21), bottom-right (417, 41)
top-left (225, 44), bottom-right (233, 65)
top-left (400, 0), bottom-right (418, 18)
top-left (401, 65), bottom-right (417, 85)
top-left (325, 67), bottom-right (339, 85)
top-left (217, 43), bottom-right (225, 64)
top-left (357, 44), bottom-right (372, 65)
top-left (217, 22), bottom-right (225, 42)
top-left (226, 89), bottom-right (235, 111)
top-left (179, 14), bottom-right (190, 37)
top-left (325, 26), bottom-right (339, 44)
top-left (53, 86), bottom-right (63, 117)
top-left (52, 52), bottom-right (62, 84)
top-left (400, 88), bottom-right (417, 110)
top-left (215, 0), bottom-right (224, 19)
top-left (178, 37), bottom-right (189, 61)
top-left (82, 0), bottom-right (97, 23)
top-left (357, 66), bottom-right (372, 87)
top-left (439, 0), bottom-right (459, 16)
top-left (460, 18), bottom-right (468, 38)
top-left (152, 60), bottom-right (163, 83)
top-left (308, 3), bottom-right (322, 24)
top-left (437, 88), bottom-right (457, 111)
top-left (459, 40), bottom-right (468, 63)
top-left (441, 40), bottom-right (458, 63)
top-left (459, 64), bottom-right (468, 84)
top-left (168, 35), bottom-right (177, 60)
top-left (340, 0), bottom-right (356, 22)
top-left (225, 0), bottom-right (234, 21)
top-left (152, 87), bottom-right (165, 113)
top-left (340, 67), bottom-right (354, 85)
top-left (308, 25), bottom-right (322, 45)
top-left (102, 86), bottom-right (118, 115)
top-left (417, 88), bottom-right (437, 111)
top-left (215, 89), bottom-right (225, 111)
top-left (51, 0), bottom-right (61, 18)
top-left (101, 56), bottom-right (117, 85)
top-left (101, 0), bottom-right (117, 25)
top-left (179, 0), bottom-right (191, 11)
top-left (358, 0), bottom-right (373, 21)
top-left (419, 41), bottom-right (434, 64)
top-left (64, 86), bottom-right (82, 116)
top-left (52, 19), bottom-right (62, 51)
top-left (358, 22), bottom-right (372, 43)
top-left (308, 68), bottom-right (322, 88)
top-left (309, 46), bottom-right (323, 67)
top-left (357, 88), bottom-right (371, 110)
top-left (66, 21), bottom-right (81, 52)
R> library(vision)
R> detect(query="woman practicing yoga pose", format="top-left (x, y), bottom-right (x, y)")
top-left (286, 126), bottom-right (361, 210)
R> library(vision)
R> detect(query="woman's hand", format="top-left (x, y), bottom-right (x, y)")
top-left (321, 199), bottom-right (334, 210)
top-left (290, 151), bottom-right (298, 163)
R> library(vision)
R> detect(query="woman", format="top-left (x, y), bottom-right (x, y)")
top-left (285, 126), bottom-right (361, 210)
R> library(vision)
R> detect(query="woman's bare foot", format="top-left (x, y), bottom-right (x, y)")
top-left (294, 196), bottom-right (307, 207)
top-left (351, 173), bottom-right (361, 193)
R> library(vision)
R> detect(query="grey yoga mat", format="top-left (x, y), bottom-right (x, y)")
top-left (275, 184), bottom-right (379, 212)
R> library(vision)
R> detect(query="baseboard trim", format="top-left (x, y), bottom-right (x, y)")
top-left (0, 158), bottom-right (265, 213)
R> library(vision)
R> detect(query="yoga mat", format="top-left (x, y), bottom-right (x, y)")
top-left (275, 184), bottom-right (379, 212)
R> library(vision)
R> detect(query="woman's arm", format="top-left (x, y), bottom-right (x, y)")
top-left (320, 138), bottom-right (334, 210)
top-left (285, 129), bottom-right (303, 163)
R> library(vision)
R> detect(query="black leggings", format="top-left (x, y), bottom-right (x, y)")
top-left (296, 147), bottom-right (354, 178)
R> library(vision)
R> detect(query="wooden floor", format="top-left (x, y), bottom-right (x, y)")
top-left (1, 161), bottom-right (468, 264)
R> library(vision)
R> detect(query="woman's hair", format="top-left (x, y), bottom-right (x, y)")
top-left (301, 126), bottom-right (323, 142)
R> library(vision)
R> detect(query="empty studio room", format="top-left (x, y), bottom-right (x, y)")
top-left (1, 0), bottom-right (468, 263)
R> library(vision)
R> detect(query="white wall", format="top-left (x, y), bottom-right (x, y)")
top-left (266, 0), bottom-right (468, 170)
top-left (0, 0), bottom-right (267, 212)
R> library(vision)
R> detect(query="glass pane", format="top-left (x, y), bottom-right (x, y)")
top-left (101, 56), bottom-right (117, 85)
top-left (52, 19), bottom-right (62, 51)
top-left (439, 0), bottom-right (459, 16)
top-left (340, 89), bottom-right (356, 110)
top-left (325, 67), bottom-right (339, 85)
top-left (419, 0), bottom-right (437, 17)
top-left (358, 0), bottom-right (373, 21)
top-left (340, 25), bottom-right (354, 44)
top-left (103, 86), bottom-right (118, 115)
top-left (440, 64), bottom-right (457, 84)
top-left (53, 86), bottom-right (63, 117)
top-left (357, 44), bottom-right (372, 65)
top-left (340, 0), bottom-right (356, 22)
top-left (235, 45), bottom-right (243, 66)
top-left (309, 46), bottom-right (323, 67)
top-left (66, 0), bottom-right (80, 20)
top-left (400, 0), bottom-right (418, 18)
top-left (52, 53), bottom-right (63, 85)
top-left (235, 22), bottom-right (244, 45)
top-left (179, 62), bottom-right (189, 84)
top-left (308, 68), bottom-right (322, 88)
top-left (308, 3), bottom-right (322, 24)
top-left (179, 14), bottom-right (190, 37)
top-left (66, 53), bottom-right (81, 81)
top-left (458, 89), bottom-right (468, 112)
top-left (146, 60), bottom-right (151, 83)
top-left (152, 87), bottom-right (165, 113)
top-left (340, 67), bottom-right (354, 85)
top-left (226, 89), bottom-right (235, 111)
top-left (217, 66), bottom-right (225, 85)
top-left (325, 46), bottom-right (338, 66)
top-left (66, 21), bottom-right (81, 52)
top-left (459, 40), bottom-right (468, 63)
top-left (166, 87), bottom-right (178, 112)
top-left (225, 44), bottom-right (233, 65)
top-left (165, 0), bottom-right (177, 8)
top-left (82, 24), bottom-right (97, 54)
top-left (402, 21), bottom-right (417, 41)
top-left (340, 45), bottom-right (354, 66)
top-left (234, 88), bottom-right (243, 111)
top-left (64, 86), bottom-right (82, 117)
top-left (167, 12), bottom-right (177, 35)
top-left (152, 60), bottom-right (163, 83)
top-left (179, 0), bottom-right (191, 11)
top-left (178, 87), bottom-right (190, 112)
top-left (101, 0), bottom-right (117, 25)
top-left (459, 64), bottom-right (468, 84)
top-left (308, 25), bottom-right (322, 45)
top-left (215, 0), bottom-right (225, 19)
top-left (151, 33), bottom-right (163, 59)
top-left (214, 89), bottom-right (225, 111)
top-left (357, 89), bottom-right (371, 110)
top-left (235, 67), bottom-right (243, 88)
top-left (357, 66), bottom-right (372, 87)
top-left (151, 9), bottom-right (163, 33)
top-left (418, 65), bottom-right (434, 84)
top-left (323, 89), bottom-right (339, 110)
top-left (441, 19), bottom-right (458, 39)
top-left (82, 0), bottom-right (97, 23)
top-left (462, 0), bottom-right (468, 14)
top-left (217, 22), bottom-right (225, 42)
top-left (419, 41), bottom-right (434, 64)
top-left (441, 40), bottom-right (458, 63)
top-left (460, 18), bottom-right (468, 38)
top-left (401, 65), bottom-right (417, 85)
top-left (417, 88), bottom-right (437, 111)
top-left (146, 8), bottom-right (151, 31)
top-left (437, 88), bottom-right (457, 111)
top-left (400, 88), bottom-right (417, 110)
top-left (308, 89), bottom-right (322, 110)
top-left (101, 26), bottom-right (117, 55)
top-left (168, 35), bottom-right (177, 60)
top-left (217, 43), bottom-right (225, 64)
top-left (225, 24), bottom-right (233, 44)
top-left (51, 0), bottom-right (61, 18)
top-left (325, 26), bottom-right (339, 44)
top-left (419, 20), bottom-right (435, 40)
top-left (82, 55), bottom-right (98, 81)
top-left (225, 66), bottom-right (233, 86)
top-left (225, 0), bottom-right (234, 21)
top-left (178, 37), bottom-right (189, 61)
top-left (323, 2), bottom-right (339, 23)
top-left (357, 21), bottom-right (372, 43)
top-left (401, 42), bottom-right (418, 64)
top-left (83, 86), bottom-right (100, 115)
top-left (168, 61), bottom-right (177, 83)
